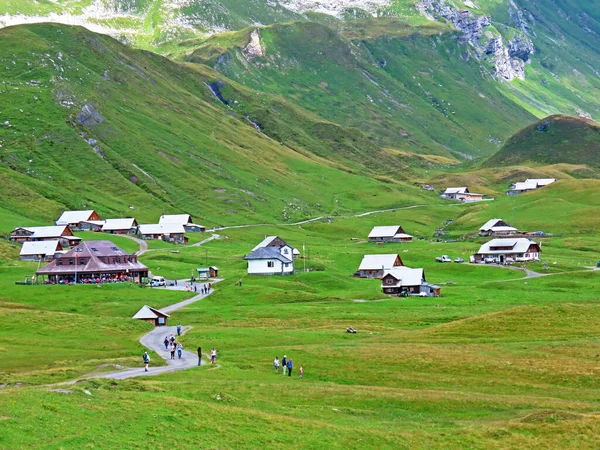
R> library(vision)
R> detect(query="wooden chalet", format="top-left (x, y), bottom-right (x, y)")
top-left (10, 225), bottom-right (81, 247)
top-left (368, 226), bottom-right (413, 243)
top-left (357, 254), bottom-right (404, 278)
top-left (36, 240), bottom-right (148, 283)
top-left (479, 219), bottom-right (518, 237)
top-left (159, 214), bottom-right (205, 232)
top-left (441, 187), bottom-right (484, 203)
top-left (102, 218), bottom-right (138, 234)
top-left (137, 224), bottom-right (188, 244)
top-left (56, 210), bottom-right (102, 229)
top-left (472, 238), bottom-right (541, 264)
top-left (20, 240), bottom-right (63, 261)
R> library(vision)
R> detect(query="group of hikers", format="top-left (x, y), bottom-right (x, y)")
top-left (163, 333), bottom-right (183, 360)
top-left (273, 355), bottom-right (303, 379)
top-left (187, 283), bottom-right (211, 294)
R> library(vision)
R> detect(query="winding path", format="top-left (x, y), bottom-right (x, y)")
top-left (93, 284), bottom-right (219, 380)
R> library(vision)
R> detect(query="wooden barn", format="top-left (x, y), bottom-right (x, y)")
top-left (132, 305), bottom-right (170, 327)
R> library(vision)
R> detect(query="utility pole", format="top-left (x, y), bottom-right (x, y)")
top-left (303, 243), bottom-right (306, 273)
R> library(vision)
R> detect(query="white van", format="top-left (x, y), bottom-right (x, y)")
top-left (151, 276), bottom-right (166, 287)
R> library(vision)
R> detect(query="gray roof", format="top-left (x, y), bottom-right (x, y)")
top-left (244, 247), bottom-right (292, 263)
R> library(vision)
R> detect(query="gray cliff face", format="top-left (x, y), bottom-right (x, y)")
top-left (417, 0), bottom-right (490, 43)
top-left (417, 0), bottom-right (534, 81)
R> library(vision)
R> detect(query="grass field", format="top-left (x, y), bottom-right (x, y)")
top-left (2, 198), bottom-right (600, 448)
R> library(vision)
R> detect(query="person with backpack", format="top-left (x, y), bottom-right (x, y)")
top-left (163, 336), bottom-right (169, 350)
top-left (287, 358), bottom-right (293, 377)
top-left (281, 355), bottom-right (287, 376)
top-left (143, 352), bottom-right (150, 372)
top-left (170, 342), bottom-right (176, 360)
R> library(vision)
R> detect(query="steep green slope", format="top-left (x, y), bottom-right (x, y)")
top-left (187, 20), bottom-right (537, 159)
top-left (486, 115), bottom-right (600, 168)
top-left (0, 23), bottom-right (433, 232)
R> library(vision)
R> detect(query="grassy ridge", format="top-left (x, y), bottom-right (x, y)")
top-left (486, 115), bottom-right (600, 168)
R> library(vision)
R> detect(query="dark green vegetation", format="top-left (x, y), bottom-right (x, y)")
top-left (487, 115), bottom-right (600, 169)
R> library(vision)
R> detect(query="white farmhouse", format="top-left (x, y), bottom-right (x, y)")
top-left (244, 236), bottom-right (297, 275)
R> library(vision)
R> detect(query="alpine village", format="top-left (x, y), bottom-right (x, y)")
top-left (1, 1), bottom-right (599, 448)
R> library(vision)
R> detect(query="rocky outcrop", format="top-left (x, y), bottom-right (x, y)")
top-left (507, 36), bottom-right (534, 61)
top-left (242, 29), bottom-right (264, 60)
top-left (417, 0), bottom-right (534, 81)
top-left (417, 0), bottom-right (490, 44)
top-left (76, 103), bottom-right (104, 126)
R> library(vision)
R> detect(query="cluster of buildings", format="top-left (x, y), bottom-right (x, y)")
top-left (356, 254), bottom-right (440, 297)
top-left (440, 187), bottom-right (487, 203)
top-left (473, 218), bottom-right (541, 264)
top-left (11, 210), bottom-right (205, 261)
top-left (507, 178), bottom-right (556, 195)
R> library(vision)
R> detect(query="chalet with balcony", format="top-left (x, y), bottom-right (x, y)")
top-left (36, 240), bottom-right (148, 283)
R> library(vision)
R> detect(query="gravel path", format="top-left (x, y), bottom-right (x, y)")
top-left (91, 284), bottom-right (219, 380)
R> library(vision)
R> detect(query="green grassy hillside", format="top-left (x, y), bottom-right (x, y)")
top-left (187, 20), bottom-right (536, 159)
top-left (0, 23), bottom-right (439, 233)
top-left (486, 115), bottom-right (600, 168)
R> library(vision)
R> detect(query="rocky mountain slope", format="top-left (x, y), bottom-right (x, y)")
top-left (1, 1), bottom-right (598, 124)
top-left (486, 115), bottom-right (600, 170)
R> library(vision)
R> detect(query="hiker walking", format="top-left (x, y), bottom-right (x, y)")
top-left (177, 322), bottom-right (182, 336)
top-left (299, 366), bottom-right (303, 379)
top-left (143, 351), bottom-right (150, 372)
top-left (163, 336), bottom-right (169, 350)
top-left (177, 342), bottom-right (183, 359)
top-left (208, 283), bottom-right (212, 291)
top-left (170, 334), bottom-right (176, 345)
top-left (282, 355), bottom-right (287, 376)
top-left (170, 342), bottom-right (176, 360)
top-left (273, 356), bottom-right (280, 374)
top-left (287, 358), bottom-right (293, 377)
top-left (211, 348), bottom-right (217, 364)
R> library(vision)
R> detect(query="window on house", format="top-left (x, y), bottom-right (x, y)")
top-left (69, 259), bottom-right (74, 265)
top-left (283, 248), bottom-right (289, 254)
top-left (80, 259), bottom-right (85, 265)
top-left (267, 261), bottom-right (274, 268)
top-left (285, 263), bottom-right (289, 268)
top-left (57, 260), bottom-right (63, 266)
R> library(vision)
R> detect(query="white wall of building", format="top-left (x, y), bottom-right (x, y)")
top-left (247, 259), bottom-right (294, 275)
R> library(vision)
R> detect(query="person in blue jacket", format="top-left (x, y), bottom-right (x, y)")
top-left (287, 358), bottom-right (293, 377)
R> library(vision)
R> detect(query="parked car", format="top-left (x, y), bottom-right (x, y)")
top-left (435, 255), bottom-right (452, 263)
top-left (150, 276), bottom-right (166, 287)
top-left (530, 231), bottom-right (545, 236)
top-left (418, 291), bottom-right (428, 297)
top-left (484, 257), bottom-right (498, 264)
top-left (454, 257), bottom-right (464, 263)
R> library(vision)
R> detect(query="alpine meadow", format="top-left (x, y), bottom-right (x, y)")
top-left (1, 1), bottom-right (600, 449)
